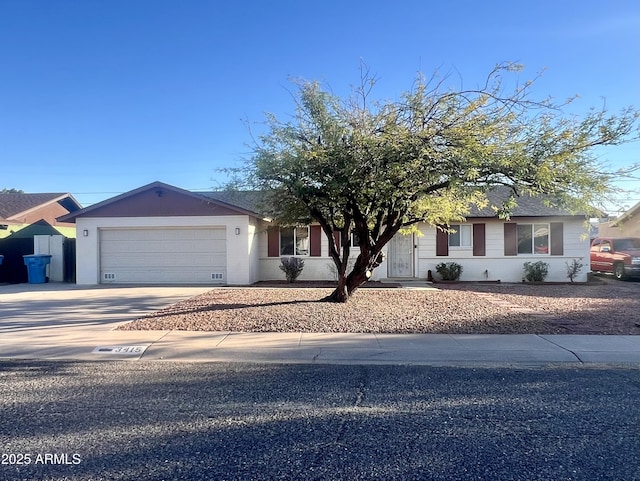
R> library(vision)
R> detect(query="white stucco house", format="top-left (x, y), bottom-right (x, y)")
top-left (58, 181), bottom-right (591, 285)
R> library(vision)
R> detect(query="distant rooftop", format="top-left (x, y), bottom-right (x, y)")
top-left (0, 192), bottom-right (82, 220)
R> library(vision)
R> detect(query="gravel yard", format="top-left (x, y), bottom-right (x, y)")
top-left (118, 278), bottom-right (640, 334)
top-left (445, 279), bottom-right (640, 334)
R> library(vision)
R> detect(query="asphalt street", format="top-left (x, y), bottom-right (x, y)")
top-left (0, 361), bottom-right (638, 481)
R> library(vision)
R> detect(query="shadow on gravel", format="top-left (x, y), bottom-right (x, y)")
top-left (135, 298), bottom-right (319, 319)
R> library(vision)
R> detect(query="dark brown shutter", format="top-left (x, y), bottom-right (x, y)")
top-left (473, 223), bottom-right (486, 256)
top-left (550, 222), bottom-right (564, 255)
top-left (504, 223), bottom-right (517, 256)
top-left (436, 227), bottom-right (449, 256)
top-left (332, 230), bottom-right (341, 254)
top-left (310, 225), bottom-right (322, 257)
top-left (267, 227), bottom-right (280, 257)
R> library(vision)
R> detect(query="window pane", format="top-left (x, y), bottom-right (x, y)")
top-left (280, 227), bottom-right (294, 255)
top-left (295, 227), bottom-right (309, 255)
top-left (517, 224), bottom-right (533, 254)
top-left (533, 224), bottom-right (549, 254)
top-left (449, 224), bottom-right (461, 247)
top-left (460, 225), bottom-right (472, 247)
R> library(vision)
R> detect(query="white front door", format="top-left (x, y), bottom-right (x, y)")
top-left (388, 233), bottom-right (414, 277)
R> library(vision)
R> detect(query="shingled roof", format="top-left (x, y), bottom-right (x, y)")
top-left (202, 190), bottom-right (266, 216)
top-left (0, 193), bottom-right (82, 220)
top-left (468, 186), bottom-right (579, 217)
top-left (204, 186), bottom-right (581, 219)
top-left (57, 181), bottom-right (582, 224)
top-left (200, 186), bottom-right (582, 219)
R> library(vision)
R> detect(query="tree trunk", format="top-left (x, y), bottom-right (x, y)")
top-left (324, 250), bottom-right (383, 302)
top-left (325, 278), bottom-right (349, 302)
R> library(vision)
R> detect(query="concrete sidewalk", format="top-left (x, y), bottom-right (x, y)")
top-left (1, 283), bottom-right (639, 366)
top-left (1, 329), bottom-right (639, 365)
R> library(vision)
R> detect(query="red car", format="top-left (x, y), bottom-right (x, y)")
top-left (590, 237), bottom-right (640, 279)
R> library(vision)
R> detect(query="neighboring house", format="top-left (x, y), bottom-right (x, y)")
top-left (0, 192), bottom-right (82, 239)
top-left (0, 192), bottom-right (83, 283)
top-left (59, 181), bottom-right (591, 285)
top-left (596, 200), bottom-right (640, 238)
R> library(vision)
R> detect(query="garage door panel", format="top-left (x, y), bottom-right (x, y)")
top-left (101, 229), bottom-right (226, 241)
top-left (101, 240), bottom-right (223, 255)
top-left (102, 253), bottom-right (226, 269)
top-left (100, 228), bottom-right (227, 284)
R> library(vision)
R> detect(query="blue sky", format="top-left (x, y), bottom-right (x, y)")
top-left (1, 0), bottom-right (638, 213)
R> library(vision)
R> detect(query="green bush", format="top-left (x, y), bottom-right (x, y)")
top-left (435, 262), bottom-right (463, 281)
top-left (523, 261), bottom-right (549, 282)
top-left (279, 257), bottom-right (305, 283)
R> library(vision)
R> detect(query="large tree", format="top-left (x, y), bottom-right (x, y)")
top-left (231, 63), bottom-right (639, 302)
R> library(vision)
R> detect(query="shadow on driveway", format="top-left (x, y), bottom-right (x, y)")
top-left (0, 283), bottom-right (212, 332)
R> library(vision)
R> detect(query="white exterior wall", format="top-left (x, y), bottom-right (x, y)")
top-left (255, 217), bottom-right (590, 283)
top-left (256, 224), bottom-right (387, 282)
top-left (416, 218), bottom-right (591, 282)
top-left (79, 216), bottom-right (591, 285)
top-left (75, 216), bottom-right (254, 285)
top-left (257, 225), bottom-right (336, 281)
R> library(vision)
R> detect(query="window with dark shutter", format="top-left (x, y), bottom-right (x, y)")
top-left (550, 222), bottom-right (564, 255)
top-left (473, 224), bottom-right (486, 256)
top-left (436, 227), bottom-right (449, 256)
top-left (504, 223), bottom-right (517, 256)
top-left (310, 225), bottom-right (322, 257)
top-left (267, 227), bottom-right (280, 257)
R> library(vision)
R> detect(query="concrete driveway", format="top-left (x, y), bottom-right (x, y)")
top-left (0, 283), bottom-right (212, 359)
top-left (0, 282), bottom-right (212, 331)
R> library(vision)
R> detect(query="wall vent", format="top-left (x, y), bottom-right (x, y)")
top-left (103, 273), bottom-right (116, 281)
top-left (211, 273), bottom-right (224, 281)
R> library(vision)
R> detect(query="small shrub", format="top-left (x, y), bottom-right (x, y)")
top-left (523, 261), bottom-right (549, 282)
top-left (279, 257), bottom-right (305, 283)
top-left (565, 258), bottom-right (585, 283)
top-left (435, 262), bottom-right (463, 281)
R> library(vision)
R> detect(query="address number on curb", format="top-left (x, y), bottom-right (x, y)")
top-left (91, 345), bottom-right (149, 355)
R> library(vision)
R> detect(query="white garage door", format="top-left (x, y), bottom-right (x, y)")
top-left (100, 228), bottom-right (226, 284)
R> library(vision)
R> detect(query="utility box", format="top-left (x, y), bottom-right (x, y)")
top-left (23, 254), bottom-right (52, 284)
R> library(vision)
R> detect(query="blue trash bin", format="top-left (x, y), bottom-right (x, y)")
top-left (23, 254), bottom-right (52, 284)
top-left (0, 255), bottom-right (4, 266)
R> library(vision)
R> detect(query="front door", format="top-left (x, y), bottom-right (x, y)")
top-left (388, 233), bottom-right (414, 277)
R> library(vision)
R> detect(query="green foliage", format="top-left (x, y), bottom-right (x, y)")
top-left (227, 62), bottom-right (639, 300)
top-left (565, 258), bottom-right (585, 283)
top-left (1, 188), bottom-right (24, 193)
top-left (279, 257), bottom-right (305, 283)
top-left (435, 262), bottom-right (463, 281)
top-left (523, 261), bottom-right (550, 282)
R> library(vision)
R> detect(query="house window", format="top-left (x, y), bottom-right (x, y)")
top-left (517, 223), bottom-right (549, 255)
top-left (448, 224), bottom-right (472, 248)
top-left (351, 232), bottom-right (361, 248)
top-left (280, 227), bottom-right (309, 256)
